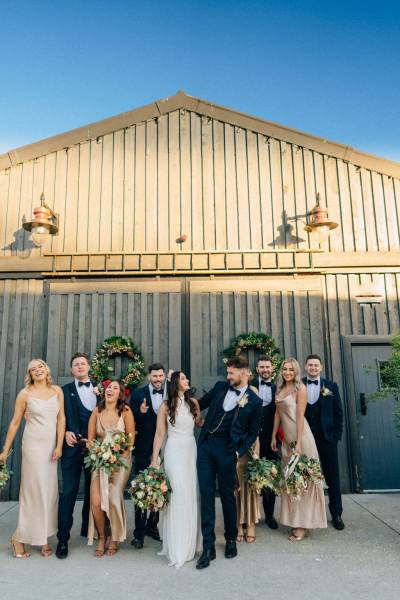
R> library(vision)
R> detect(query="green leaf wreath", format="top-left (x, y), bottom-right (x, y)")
top-left (90, 335), bottom-right (146, 388)
top-left (222, 332), bottom-right (282, 372)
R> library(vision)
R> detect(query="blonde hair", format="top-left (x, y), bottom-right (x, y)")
top-left (24, 359), bottom-right (53, 388)
top-left (275, 358), bottom-right (302, 393)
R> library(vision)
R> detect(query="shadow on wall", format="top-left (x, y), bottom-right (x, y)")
top-left (269, 210), bottom-right (306, 249)
top-left (2, 228), bottom-right (37, 257)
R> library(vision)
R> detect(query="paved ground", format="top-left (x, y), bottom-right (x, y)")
top-left (0, 494), bottom-right (399, 600)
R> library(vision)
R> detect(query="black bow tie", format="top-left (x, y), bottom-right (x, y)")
top-left (229, 386), bottom-right (241, 396)
top-left (78, 381), bottom-right (91, 388)
top-left (152, 388), bottom-right (164, 395)
top-left (260, 381), bottom-right (272, 387)
top-left (307, 379), bottom-right (319, 385)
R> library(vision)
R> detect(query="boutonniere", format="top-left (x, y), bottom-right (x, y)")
top-left (321, 386), bottom-right (333, 397)
top-left (237, 393), bottom-right (249, 408)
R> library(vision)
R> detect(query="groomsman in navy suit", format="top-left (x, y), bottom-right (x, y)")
top-left (252, 355), bottom-right (279, 529)
top-left (303, 354), bottom-right (345, 530)
top-left (196, 356), bottom-right (263, 570)
top-left (56, 352), bottom-right (98, 558)
top-left (130, 363), bottom-right (167, 549)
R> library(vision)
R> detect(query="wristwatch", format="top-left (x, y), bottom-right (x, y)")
top-left (235, 451), bottom-right (239, 459)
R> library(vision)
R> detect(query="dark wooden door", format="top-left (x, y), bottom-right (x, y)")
top-left (351, 342), bottom-right (400, 491)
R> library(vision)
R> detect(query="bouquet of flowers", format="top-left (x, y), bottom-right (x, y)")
top-left (281, 442), bottom-right (324, 501)
top-left (247, 457), bottom-right (282, 494)
top-left (130, 466), bottom-right (171, 512)
top-left (84, 432), bottom-right (134, 475)
top-left (0, 451), bottom-right (12, 493)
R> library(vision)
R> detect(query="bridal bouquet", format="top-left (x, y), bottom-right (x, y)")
top-left (84, 432), bottom-right (134, 475)
top-left (0, 451), bottom-right (12, 492)
top-left (281, 443), bottom-right (324, 501)
top-left (130, 466), bottom-right (171, 512)
top-left (247, 458), bottom-right (282, 494)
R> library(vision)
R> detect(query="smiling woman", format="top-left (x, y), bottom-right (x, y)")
top-left (0, 358), bottom-right (65, 558)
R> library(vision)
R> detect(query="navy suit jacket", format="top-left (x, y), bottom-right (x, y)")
top-left (130, 384), bottom-right (159, 461)
top-left (198, 381), bottom-right (263, 457)
top-left (303, 377), bottom-right (343, 442)
top-left (62, 379), bottom-right (97, 458)
top-left (251, 379), bottom-right (277, 459)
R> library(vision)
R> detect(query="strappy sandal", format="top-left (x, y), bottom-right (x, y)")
top-left (95, 536), bottom-right (106, 557)
top-left (107, 541), bottom-right (118, 556)
top-left (41, 545), bottom-right (53, 557)
top-left (288, 529), bottom-right (309, 542)
top-left (245, 535), bottom-right (256, 543)
top-left (236, 534), bottom-right (244, 542)
top-left (10, 538), bottom-right (30, 558)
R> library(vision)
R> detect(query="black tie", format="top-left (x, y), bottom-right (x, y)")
top-left (307, 379), bottom-right (318, 385)
top-left (152, 388), bottom-right (164, 395)
top-left (260, 381), bottom-right (272, 387)
top-left (229, 386), bottom-right (241, 396)
top-left (78, 381), bottom-right (91, 388)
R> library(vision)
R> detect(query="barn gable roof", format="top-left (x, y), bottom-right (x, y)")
top-left (0, 90), bottom-right (399, 178)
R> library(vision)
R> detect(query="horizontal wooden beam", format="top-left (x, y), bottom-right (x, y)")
top-left (1, 250), bottom-right (400, 276)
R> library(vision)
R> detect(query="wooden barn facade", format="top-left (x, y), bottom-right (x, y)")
top-left (1, 91), bottom-right (400, 498)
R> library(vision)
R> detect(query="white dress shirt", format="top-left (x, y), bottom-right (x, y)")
top-left (258, 377), bottom-right (273, 406)
top-left (306, 377), bottom-right (321, 405)
top-left (75, 379), bottom-right (97, 412)
top-left (223, 384), bottom-right (248, 412)
top-left (149, 383), bottom-right (165, 414)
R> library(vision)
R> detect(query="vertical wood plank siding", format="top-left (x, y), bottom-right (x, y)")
top-left (1, 110), bottom-right (399, 255)
top-left (0, 279), bottom-right (45, 498)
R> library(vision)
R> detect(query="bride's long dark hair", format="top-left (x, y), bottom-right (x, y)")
top-left (167, 371), bottom-right (197, 426)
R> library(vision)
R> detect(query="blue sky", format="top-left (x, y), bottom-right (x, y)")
top-left (0, 0), bottom-right (399, 161)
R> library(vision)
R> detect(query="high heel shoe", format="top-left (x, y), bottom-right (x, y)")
top-left (95, 536), bottom-right (106, 557)
top-left (10, 538), bottom-right (30, 558)
top-left (41, 545), bottom-right (53, 557)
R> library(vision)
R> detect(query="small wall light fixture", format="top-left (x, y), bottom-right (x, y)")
top-left (304, 193), bottom-right (338, 246)
top-left (23, 193), bottom-right (59, 246)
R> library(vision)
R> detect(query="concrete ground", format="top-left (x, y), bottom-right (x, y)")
top-left (0, 494), bottom-right (399, 600)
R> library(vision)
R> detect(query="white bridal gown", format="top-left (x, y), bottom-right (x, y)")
top-left (158, 396), bottom-right (200, 568)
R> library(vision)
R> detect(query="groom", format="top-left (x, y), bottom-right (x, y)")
top-left (196, 356), bottom-right (262, 570)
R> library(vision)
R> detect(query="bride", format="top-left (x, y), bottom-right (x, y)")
top-left (151, 371), bottom-right (202, 568)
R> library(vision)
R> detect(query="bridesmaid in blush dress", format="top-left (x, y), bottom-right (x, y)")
top-left (87, 379), bottom-right (135, 557)
top-left (0, 359), bottom-right (65, 558)
top-left (272, 358), bottom-right (327, 541)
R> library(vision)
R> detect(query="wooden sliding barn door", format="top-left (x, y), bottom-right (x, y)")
top-left (45, 280), bottom-right (183, 385)
top-left (189, 276), bottom-right (326, 393)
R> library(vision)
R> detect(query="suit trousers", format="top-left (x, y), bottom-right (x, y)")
top-left (57, 451), bottom-right (91, 542)
top-left (133, 454), bottom-right (159, 540)
top-left (197, 436), bottom-right (237, 549)
top-left (313, 432), bottom-right (343, 517)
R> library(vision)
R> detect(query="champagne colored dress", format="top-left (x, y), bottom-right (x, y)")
top-left (88, 413), bottom-right (132, 544)
top-left (276, 392), bottom-right (327, 529)
top-left (14, 395), bottom-right (60, 546)
top-left (236, 453), bottom-right (260, 525)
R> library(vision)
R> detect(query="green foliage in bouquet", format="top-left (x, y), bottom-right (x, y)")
top-left (247, 457), bottom-right (282, 494)
top-left (281, 442), bottom-right (324, 501)
top-left (130, 466), bottom-right (171, 512)
top-left (0, 451), bottom-right (13, 493)
top-left (84, 432), bottom-right (134, 475)
top-left (90, 336), bottom-right (146, 388)
top-left (223, 332), bottom-right (282, 374)
top-left (368, 332), bottom-right (400, 432)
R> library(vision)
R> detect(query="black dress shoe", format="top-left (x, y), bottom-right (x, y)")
top-left (224, 540), bottom-right (237, 559)
top-left (265, 516), bottom-right (279, 530)
top-left (196, 547), bottom-right (216, 570)
top-left (332, 516), bottom-right (345, 530)
top-left (56, 542), bottom-right (68, 559)
top-left (145, 528), bottom-right (161, 541)
top-left (131, 538), bottom-right (144, 549)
